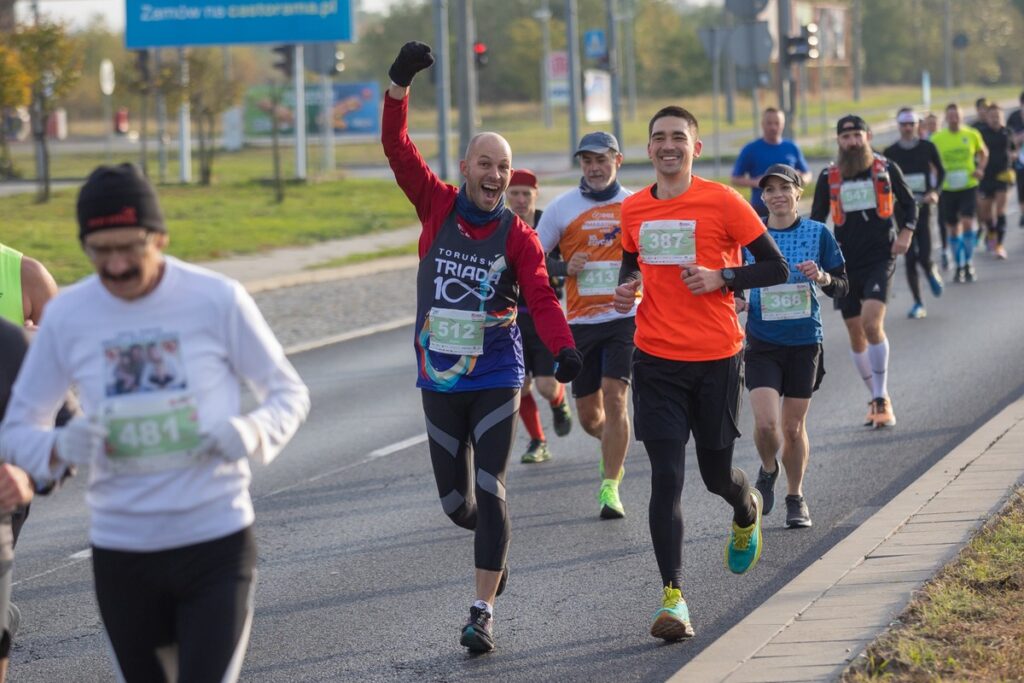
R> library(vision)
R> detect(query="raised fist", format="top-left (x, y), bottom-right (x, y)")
top-left (389, 41), bottom-right (435, 87)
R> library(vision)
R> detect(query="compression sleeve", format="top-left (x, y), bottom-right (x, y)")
top-left (730, 233), bottom-right (789, 291)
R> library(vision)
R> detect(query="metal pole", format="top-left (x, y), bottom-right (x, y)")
top-left (943, 0), bottom-right (953, 89)
top-left (820, 27), bottom-right (829, 150)
top-left (776, 0), bottom-right (792, 137)
top-left (155, 49), bottom-right (167, 183)
top-left (623, 0), bottom-right (637, 120)
top-left (294, 45), bottom-right (307, 181)
top-left (566, 0), bottom-right (581, 163)
top-left (434, 0), bottom-right (453, 179)
top-left (851, 0), bottom-right (862, 102)
top-left (178, 47), bottom-right (191, 183)
top-left (798, 61), bottom-right (808, 137)
top-left (103, 93), bottom-right (112, 162)
top-left (752, 87), bottom-right (760, 139)
top-left (606, 0), bottom-right (622, 147)
top-left (456, 0), bottom-right (477, 157)
top-left (712, 28), bottom-right (721, 179)
top-left (725, 47), bottom-right (736, 125)
top-left (537, 0), bottom-right (553, 129)
top-left (322, 72), bottom-right (334, 173)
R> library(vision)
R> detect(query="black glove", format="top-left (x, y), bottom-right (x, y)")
top-left (388, 41), bottom-right (435, 87)
top-left (553, 347), bottom-right (583, 384)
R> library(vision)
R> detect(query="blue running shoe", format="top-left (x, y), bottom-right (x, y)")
top-left (726, 490), bottom-right (764, 575)
top-left (907, 303), bottom-right (927, 319)
top-left (460, 605), bottom-right (495, 653)
top-left (650, 586), bottom-right (695, 641)
top-left (926, 264), bottom-right (944, 298)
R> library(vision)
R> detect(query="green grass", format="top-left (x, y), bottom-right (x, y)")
top-left (0, 177), bottom-right (417, 284)
top-left (843, 489), bottom-right (1024, 682)
top-left (304, 241), bottom-right (419, 270)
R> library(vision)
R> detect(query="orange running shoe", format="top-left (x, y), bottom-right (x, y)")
top-left (872, 397), bottom-right (896, 428)
top-left (863, 400), bottom-right (876, 427)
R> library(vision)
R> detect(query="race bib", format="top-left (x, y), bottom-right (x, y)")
top-left (428, 308), bottom-right (485, 356)
top-left (759, 282), bottom-right (812, 321)
top-left (946, 169), bottom-right (969, 190)
top-left (102, 393), bottom-right (202, 474)
top-left (904, 173), bottom-right (927, 194)
top-left (638, 220), bottom-right (696, 265)
top-left (840, 180), bottom-right (877, 211)
top-left (577, 261), bottom-right (620, 296)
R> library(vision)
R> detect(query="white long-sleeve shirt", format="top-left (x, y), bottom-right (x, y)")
top-left (0, 256), bottom-right (310, 551)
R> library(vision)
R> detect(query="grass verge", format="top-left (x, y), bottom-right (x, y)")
top-left (843, 488), bottom-right (1024, 682)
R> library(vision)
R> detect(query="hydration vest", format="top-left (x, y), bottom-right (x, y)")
top-left (828, 154), bottom-right (894, 226)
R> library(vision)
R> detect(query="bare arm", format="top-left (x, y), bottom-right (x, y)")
top-left (21, 256), bottom-right (59, 325)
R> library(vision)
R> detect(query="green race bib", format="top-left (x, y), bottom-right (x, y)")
top-left (577, 261), bottom-right (620, 296)
top-left (840, 180), bottom-right (876, 211)
top-left (946, 169), bottom-right (969, 190)
top-left (759, 282), bottom-right (812, 321)
top-left (638, 220), bottom-right (697, 265)
top-left (428, 307), bottom-right (485, 356)
top-left (103, 394), bottom-right (202, 473)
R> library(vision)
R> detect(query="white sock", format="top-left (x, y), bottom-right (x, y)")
top-left (473, 599), bottom-right (493, 615)
top-left (867, 339), bottom-right (890, 400)
top-left (850, 349), bottom-right (873, 395)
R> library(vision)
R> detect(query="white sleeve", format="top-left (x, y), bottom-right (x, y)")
top-left (535, 199), bottom-right (564, 254)
top-left (0, 318), bottom-right (70, 486)
top-left (225, 282), bottom-right (310, 465)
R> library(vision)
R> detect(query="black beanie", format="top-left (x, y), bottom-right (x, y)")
top-left (76, 163), bottom-right (166, 240)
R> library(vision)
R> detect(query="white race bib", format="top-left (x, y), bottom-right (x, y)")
top-left (576, 260), bottom-right (620, 296)
top-left (428, 308), bottom-right (485, 356)
top-left (946, 169), bottom-right (969, 190)
top-left (904, 173), bottom-right (927, 194)
top-left (840, 180), bottom-right (877, 211)
top-left (759, 282), bottom-right (813, 321)
top-left (102, 393), bottom-right (202, 474)
top-left (638, 220), bottom-right (697, 265)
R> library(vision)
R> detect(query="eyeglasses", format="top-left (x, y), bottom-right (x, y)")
top-left (83, 234), bottom-right (154, 260)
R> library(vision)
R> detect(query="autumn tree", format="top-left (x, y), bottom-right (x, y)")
top-left (0, 42), bottom-right (30, 179)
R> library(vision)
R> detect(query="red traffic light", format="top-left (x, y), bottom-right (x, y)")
top-left (473, 41), bottom-right (487, 55)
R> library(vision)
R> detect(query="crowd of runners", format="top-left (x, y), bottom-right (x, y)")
top-left (0, 35), bottom-right (1019, 679)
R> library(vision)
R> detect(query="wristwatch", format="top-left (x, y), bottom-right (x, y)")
top-left (721, 268), bottom-right (736, 288)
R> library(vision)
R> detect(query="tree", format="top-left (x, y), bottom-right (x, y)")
top-left (186, 48), bottom-right (243, 185)
top-left (0, 42), bottom-right (30, 179)
top-left (12, 20), bottom-right (82, 203)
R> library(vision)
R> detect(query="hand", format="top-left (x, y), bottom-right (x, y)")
top-left (54, 415), bottom-right (107, 467)
top-left (566, 252), bottom-right (590, 277)
top-left (681, 265), bottom-right (724, 295)
top-left (892, 229), bottom-right (913, 256)
top-left (795, 260), bottom-right (825, 284)
top-left (734, 298), bottom-right (748, 313)
top-left (924, 191), bottom-right (939, 205)
top-left (195, 418), bottom-right (253, 463)
top-left (388, 41), bottom-right (434, 87)
top-left (553, 347), bottom-right (583, 384)
top-left (973, 168), bottom-right (985, 180)
top-left (0, 464), bottom-right (34, 511)
top-left (613, 278), bottom-right (641, 313)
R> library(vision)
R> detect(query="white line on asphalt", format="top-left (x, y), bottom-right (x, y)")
top-left (283, 316), bottom-right (415, 356)
top-left (69, 549), bottom-right (92, 560)
top-left (261, 433), bottom-right (428, 499)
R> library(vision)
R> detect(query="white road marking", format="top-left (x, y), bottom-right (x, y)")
top-left (283, 316), bottom-right (415, 356)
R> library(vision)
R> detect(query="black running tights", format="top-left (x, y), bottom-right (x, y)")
top-left (422, 387), bottom-right (519, 571)
top-left (644, 439), bottom-right (754, 589)
top-left (905, 203), bottom-right (934, 305)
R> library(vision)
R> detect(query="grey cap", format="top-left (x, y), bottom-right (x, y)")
top-left (575, 131), bottom-right (620, 156)
top-left (758, 163), bottom-right (803, 188)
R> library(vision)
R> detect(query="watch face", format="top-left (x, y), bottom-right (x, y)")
top-left (723, 268), bottom-right (735, 281)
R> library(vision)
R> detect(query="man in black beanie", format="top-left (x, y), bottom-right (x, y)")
top-left (0, 163), bottom-right (311, 682)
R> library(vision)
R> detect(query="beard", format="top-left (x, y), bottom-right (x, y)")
top-left (838, 144), bottom-right (874, 178)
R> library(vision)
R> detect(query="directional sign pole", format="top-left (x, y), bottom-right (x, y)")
top-left (566, 0), bottom-right (581, 165)
top-left (606, 0), bottom-right (622, 149)
top-left (322, 71), bottom-right (334, 174)
top-left (294, 45), bottom-right (307, 181)
top-left (433, 0), bottom-right (452, 180)
top-left (711, 28), bottom-right (721, 179)
top-left (178, 47), bottom-right (192, 183)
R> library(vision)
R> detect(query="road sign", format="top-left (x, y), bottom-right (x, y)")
top-left (697, 26), bottom-right (728, 60)
top-left (583, 29), bottom-right (607, 59)
top-left (99, 59), bottom-right (115, 96)
top-left (735, 66), bottom-right (772, 91)
top-left (305, 42), bottom-right (340, 75)
top-left (125, 0), bottom-right (354, 48)
top-left (725, 0), bottom-right (768, 18)
top-left (729, 21), bottom-right (773, 69)
top-left (952, 32), bottom-right (969, 50)
top-left (547, 51), bottom-right (570, 106)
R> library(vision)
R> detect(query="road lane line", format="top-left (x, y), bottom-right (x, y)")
top-left (283, 316), bottom-right (415, 356)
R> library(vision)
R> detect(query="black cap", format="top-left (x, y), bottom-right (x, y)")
top-left (836, 114), bottom-right (869, 135)
top-left (575, 131), bottom-right (620, 156)
top-left (76, 163), bottom-right (166, 240)
top-left (758, 164), bottom-right (803, 189)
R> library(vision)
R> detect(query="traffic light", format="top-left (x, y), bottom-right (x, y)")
top-left (272, 44), bottom-right (295, 78)
top-left (473, 41), bottom-right (488, 68)
top-left (135, 50), bottom-right (150, 82)
top-left (785, 23), bottom-right (820, 63)
top-left (334, 49), bottom-right (345, 74)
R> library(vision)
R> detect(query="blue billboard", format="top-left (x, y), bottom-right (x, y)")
top-left (126, 0), bottom-right (354, 48)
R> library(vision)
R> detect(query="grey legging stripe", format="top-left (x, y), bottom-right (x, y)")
top-left (473, 395), bottom-right (520, 443)
top-left (476, 468), bottom-right (506, 502)
top-left (425, 417), bottom-right (461, 458)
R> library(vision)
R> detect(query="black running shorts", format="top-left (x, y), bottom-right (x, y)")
top-left (569, 317), bottom-right (635, 398)
top-left (939, 188), bottom-right (977, 220)
top-left (978, 177), bottom-right (1010, 198)
top-left (835, 259), bottom-right (896, 319)
top-left (744, 336), bottom-right (825, 399)
top-left (631, 348), bottom-right (743, 449)
top-left (517, 311), bottom-right (556, 377)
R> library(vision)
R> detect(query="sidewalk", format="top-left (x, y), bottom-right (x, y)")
top-left (668, 398), bottom-right (1024, 683)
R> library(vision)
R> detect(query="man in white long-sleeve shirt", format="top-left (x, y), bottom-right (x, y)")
top-left (0, 164), bottom-right (310, 682)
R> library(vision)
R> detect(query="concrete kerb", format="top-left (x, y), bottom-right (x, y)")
top-left (667, 397), bottom-right (1024, 683)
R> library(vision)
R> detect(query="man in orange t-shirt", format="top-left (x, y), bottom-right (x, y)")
top-left (612, 105), bottom-right (789, 643)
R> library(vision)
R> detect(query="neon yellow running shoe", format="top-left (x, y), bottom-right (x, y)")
top-left (598, 479), bottom-right (625, 519)
top-left (726, 489), bottom-right (764, 575)
top-left (650, 585), bottom-right (695, 641)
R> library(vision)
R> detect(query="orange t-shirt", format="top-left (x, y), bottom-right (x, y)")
top-left (620, 176), bottom-right (767, 361)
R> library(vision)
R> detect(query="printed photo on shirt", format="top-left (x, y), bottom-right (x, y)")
top-left (104, 331), bottom-right (187, 397)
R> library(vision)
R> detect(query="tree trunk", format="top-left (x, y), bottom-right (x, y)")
top-left (271, 88), bottom-right (284, 203)
top-left (196, 108), bottom-right (208, 186)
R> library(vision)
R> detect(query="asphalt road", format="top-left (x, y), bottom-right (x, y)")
top-left (7, 208), bottom-right (1024, 682)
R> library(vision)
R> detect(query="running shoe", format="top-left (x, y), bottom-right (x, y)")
top-left (864, 400), bottom-right (876, 427)
top-left (551, 393), bottom-right (573, 437)
top-left (520, 439), bottom-right (551, 464)
top-left (872, 397), bottom-right (896, 428)
top-left (926, 264), bottom-right (944, 297)
top-left (650, 585), bottom-right (695, 641)
top-left (754, 459), bottom-right (779, 515)
top-left (496, 566), bottom-right (509, 597)
top-left (953, 266), bottom-right (966, 284)
top-left (965, 263), bottom-right (977, 283)
top-left (725, 489), bottom-right (763, 575)
top-left (599, 479), bottom-right (625, 519)
top-left (785, 495), bottom-right (813, 528)
top-left (907, 303), bottom-right (927, 319)
top-left (995, 245), bottom-right (1008, 260)
top-left (460, 605), bottom-right (495, 653)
